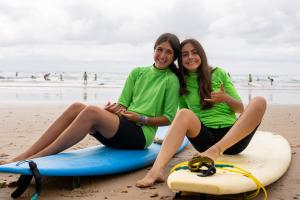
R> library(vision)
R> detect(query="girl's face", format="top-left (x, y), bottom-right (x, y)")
top-left (153, 41), bottom-right (174, 69)
top-left (181, 43), bottom-right (201, 72)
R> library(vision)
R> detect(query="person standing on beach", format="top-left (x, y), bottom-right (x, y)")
top-left (136, 38), bottom-right (267, 188)
top-left (0, 33), bottom-right (181, 165)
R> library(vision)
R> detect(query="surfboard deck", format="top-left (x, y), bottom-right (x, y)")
top-left (0, 126), bottom-right (189, 176)
top-left (167, 131), bottom-right (291, 195)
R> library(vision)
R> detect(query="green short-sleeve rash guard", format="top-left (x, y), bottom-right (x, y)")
top-left (118, 65), bottom-right (180, 148)
top-left (179, 67), bottom-right (241, 128)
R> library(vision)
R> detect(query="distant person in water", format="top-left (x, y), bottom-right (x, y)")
top-left (44, 73), bottom-right (51, 81)
top-left (267, 76), bottom-right (274, 86)
top-left (0, 33), bottom-right (182, 166)
top-left (136, 38), bottom-right (267, 188)
top-left (83, 72), bottom-right (88, 85)
top-left (248, 73), bottom-right (252, 85)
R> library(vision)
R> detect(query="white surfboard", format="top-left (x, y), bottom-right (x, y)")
top-left (167, 131), bottom-right (291, 195)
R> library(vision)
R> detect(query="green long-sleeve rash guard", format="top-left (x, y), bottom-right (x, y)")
top-left (118, 65), bottom-right (180, 148)
top-left (179, 67), bottom-right (241, 128)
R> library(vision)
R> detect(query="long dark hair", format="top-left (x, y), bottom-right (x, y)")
top-left (154, 33), bottom-right (183, 85)
top-left (178, 39), bottom-right (213, 109)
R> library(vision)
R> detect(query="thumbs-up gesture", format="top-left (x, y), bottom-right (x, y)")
top-left (204, 83), bottom-right (229, 103)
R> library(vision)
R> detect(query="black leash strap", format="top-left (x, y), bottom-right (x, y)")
top-left (11, 160), bottom-right (42, 199)
top-left (11, 175), bottom-right (33, 198)
top-left (188, 156), bottom-right (216, 177)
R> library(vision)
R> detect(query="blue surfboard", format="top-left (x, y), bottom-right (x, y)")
top-left (0, 126), bottom-right (189, 176)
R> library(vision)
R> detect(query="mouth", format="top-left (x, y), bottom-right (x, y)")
top-left (186, 61), bottom-right (197, 65)
top-left (156, 59), bottom-right (167, 66)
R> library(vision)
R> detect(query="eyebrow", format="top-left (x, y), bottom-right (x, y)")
top-left (157, 46), bottom-right (174, 53)
top-left (181, 49), bottom-right (197, 53)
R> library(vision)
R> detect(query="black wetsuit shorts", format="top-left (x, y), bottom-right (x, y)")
top-left (188, 123), bottom-right (259, 154)
top-left (90, 116), bottom-right (146, 150)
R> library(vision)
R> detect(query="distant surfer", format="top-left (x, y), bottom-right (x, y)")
top-left (83, 72), bottom-right (88, 85)
top-left (267, 76), bottom-right (274, 86)
top-left (43, 73), bottom-right (51, 81)
top-left (248, 73), bottom-right (252, 85)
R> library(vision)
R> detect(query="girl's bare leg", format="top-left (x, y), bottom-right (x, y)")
top-left (28, 105), bottom-right (119, 159)
top-left (201, 96), bottom-right (267, 160)
top-left (136, 109), bottom-right (201, 188)
top-left (1, 102), bottom-right (87, 164)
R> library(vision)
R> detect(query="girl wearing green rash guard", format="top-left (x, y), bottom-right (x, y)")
top-left (0, 33), bottom-right (181, 165)
top-left (136, 38), bottom-right (267, 188)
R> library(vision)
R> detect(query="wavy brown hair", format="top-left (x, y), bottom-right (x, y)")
top-left (178, 39), bottom-right (213, 109)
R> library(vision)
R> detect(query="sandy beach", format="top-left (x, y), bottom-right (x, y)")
top-left (0, 103), bottom-right (299, 200)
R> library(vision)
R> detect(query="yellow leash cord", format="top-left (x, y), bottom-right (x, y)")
top-left (170, 160), bottom-right (267, 200)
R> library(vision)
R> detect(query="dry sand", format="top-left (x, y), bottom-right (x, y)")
top-left (0, 103), bottom-right (299, 200)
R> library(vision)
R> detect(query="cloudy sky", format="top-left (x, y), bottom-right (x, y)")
top-left (0, 0), bottom-right (299, 75)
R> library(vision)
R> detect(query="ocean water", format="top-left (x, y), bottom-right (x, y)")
top-left (0, 71), bottom-right (300, 105)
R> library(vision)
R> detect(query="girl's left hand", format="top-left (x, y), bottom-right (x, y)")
top-left (204, 84), bottom-right (229, 103)
top-left (121, 111), bottom-right (139, 122)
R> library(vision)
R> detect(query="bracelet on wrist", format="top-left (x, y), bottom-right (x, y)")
top-left (139, 115), bottom-right (148, 125)
top-left (143, 116), bottom-right (148, 125)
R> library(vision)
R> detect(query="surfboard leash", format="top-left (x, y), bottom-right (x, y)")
top-left (170, 157), bottom-right (267, 200)
top-left (11, 160), bottom-right (42, 200)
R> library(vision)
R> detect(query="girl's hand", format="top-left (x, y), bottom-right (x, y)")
top-left (204, 84), bottom-right (229, 103)
top-left (121, 111), bottom-right (139, 122)
top-left (104, 102), bottom-right (126, 115)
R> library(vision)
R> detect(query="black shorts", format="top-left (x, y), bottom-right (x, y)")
top-left (90, 116), bottom-right (146, 150)
top-left (188, 123), bottom-right (259, 155)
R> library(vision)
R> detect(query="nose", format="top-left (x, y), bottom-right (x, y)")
top-left (158, 51), bottom-right (168, 60)
top-left (160, 50), bottom-right (167, 57)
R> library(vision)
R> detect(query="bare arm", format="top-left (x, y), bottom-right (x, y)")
top-left (121, 111), bottom-right (170, 126)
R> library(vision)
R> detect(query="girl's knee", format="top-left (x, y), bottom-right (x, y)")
top-left (177, 108), bottom-right (199, 123)
top-left (84, 105), bottom-right (102, 114)
top-left (69, 102), bottom-right (87, 112)
top-left (177, 108), bottom-right (193, 117)
top-left (82, 105), bottom-right (106, 121)
top-left (251, 96), bottom-right (267, 112)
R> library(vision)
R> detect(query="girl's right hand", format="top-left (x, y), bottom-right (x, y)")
top-left (104, 102), bottom-right (126, 115)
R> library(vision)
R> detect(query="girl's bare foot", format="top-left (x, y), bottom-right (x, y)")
top-left (200, 145), bottom-right (222, 161)
top-left (0, 160), bottom-right (10, 165)
top-left (136, 169), bottom-right (165, 188)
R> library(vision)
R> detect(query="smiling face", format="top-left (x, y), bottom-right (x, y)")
top-left (181, 42), bottom-right (201, 72)
top-left (153, 41), bottom-right (174, 69)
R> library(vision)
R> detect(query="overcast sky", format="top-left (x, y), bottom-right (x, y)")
top-left (0, 0), bottom-right (299, 75)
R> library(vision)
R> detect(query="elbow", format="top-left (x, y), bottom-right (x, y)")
top-left (164, 116), bottom-right (172, 126)
top-left (165, 119), bottom-right (171, 126)
top-left (237, 102), bottom-right (244, 113)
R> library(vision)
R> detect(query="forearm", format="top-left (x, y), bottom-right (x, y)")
top-left (225, 95), bottom-right (244, 113)
top-left (140, 116), bottom-right (171, 126)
